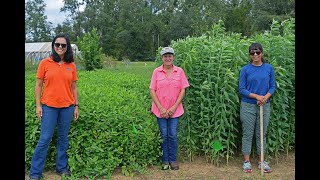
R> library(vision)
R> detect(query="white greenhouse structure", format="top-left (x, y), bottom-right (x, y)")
top-left (25, 42), bottom-right (80, 64)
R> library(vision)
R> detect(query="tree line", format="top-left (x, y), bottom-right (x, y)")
top-left (25, 0), bottom-right (295, 61)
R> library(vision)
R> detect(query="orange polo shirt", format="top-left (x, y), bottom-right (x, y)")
top-left (149, 65), bottom-right (190, 118)
top-left (36, 57), bottom-right (78, 108)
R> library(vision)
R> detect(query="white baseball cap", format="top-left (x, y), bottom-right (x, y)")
top-left (160, 47), bottom-right (175, 56)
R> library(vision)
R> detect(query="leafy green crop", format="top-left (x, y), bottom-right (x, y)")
top-left (25, 18), bottom-right (295, 178)
top-left (25, 70), bottom-right (161, 179)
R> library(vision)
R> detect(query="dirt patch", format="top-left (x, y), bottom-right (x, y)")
top-left (25, 151), bottom-right (295, 180)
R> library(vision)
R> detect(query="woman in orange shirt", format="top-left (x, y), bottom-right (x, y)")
top-left (150, 47), bottom-right (190, 170)
top-left (29, 33), bottom-right (79, 180)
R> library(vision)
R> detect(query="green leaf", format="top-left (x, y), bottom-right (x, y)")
top-left (132, 124), bottom-right (137, 134)
top-left (212, 140), bottom-right (223, 151)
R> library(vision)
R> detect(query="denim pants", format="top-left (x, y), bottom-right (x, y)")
top-left (157, 117), bottom-right (179, 163)
top-left (240, 102), bottom-right (270, 157)
top-left (29, 104), bottom-right (74, 179)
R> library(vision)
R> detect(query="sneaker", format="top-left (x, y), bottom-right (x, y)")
top-left (170, 162), bottom-right (179, 170)
top-left (29, 178), bottom-right (39, 180)
top-left (243, 161), bottom-right (252, 173)
top-left (258, 161), bottom-right (272, 173)
top-left (161, 163), bottom-right (170, 170)
top-left (57, 170), bottom-right (71, 177)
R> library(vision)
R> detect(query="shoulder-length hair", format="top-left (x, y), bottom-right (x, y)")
top-left (248, 42), bottom-right (266, 63)
top-left (51, 33), bottom-right (74, 63)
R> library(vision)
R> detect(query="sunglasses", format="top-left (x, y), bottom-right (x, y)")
top-left (249, 51), bottom-right (262, 56)
top-left (54, 43), bottom-right (67, 48)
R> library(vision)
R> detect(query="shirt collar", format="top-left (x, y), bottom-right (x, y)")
top-left (158, 64), bottom-right (178, 72)
top-left (48, 56), bottom-right (54, 62)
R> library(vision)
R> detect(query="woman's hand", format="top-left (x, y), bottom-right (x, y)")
top-left (74, 106), bottom-right (79, 121)
top-left (257, 95), bottom-right (269, 106)
top-left (36, 105), bottom-right (42, 121)
top-left (167, 105), bottom-right (177, 117)
top-left (159, 107), bottom-right (169, 118)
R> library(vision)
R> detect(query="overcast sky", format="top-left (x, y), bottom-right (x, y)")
top-left (43, 0), bottom-right (66, 27)
top-left (26, 0), bottom-right (84, 27)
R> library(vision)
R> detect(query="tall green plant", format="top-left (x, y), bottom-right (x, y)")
top-left (155, 18), bottom-right (295, 165)
top-left (77, 28), bottom-right (103, 71)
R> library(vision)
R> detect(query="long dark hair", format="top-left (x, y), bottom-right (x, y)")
top-left (249, 42), bottom-right (266, 63)
top-left (51, 33), bottom-right (74, 63)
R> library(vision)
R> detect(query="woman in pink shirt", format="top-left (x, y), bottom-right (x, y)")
top-left (149, 47), bottom-right (190, 170)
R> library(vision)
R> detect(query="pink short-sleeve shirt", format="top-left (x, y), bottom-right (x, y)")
top-left (150, 65), bottom-right (190, 118)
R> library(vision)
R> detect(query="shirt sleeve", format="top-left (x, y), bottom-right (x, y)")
top-left (36, 59), bottom-right (46, 79)
top-left (239, 67), bottom-right (250, 98)
top-left (72, 62), bottom-right (78, 81)
top-left (268, 65), bottom-right (276, 95)
top-left (149, 69), bottom-right (157, 90)
top-left (180, 69), bottom-right (190, 89)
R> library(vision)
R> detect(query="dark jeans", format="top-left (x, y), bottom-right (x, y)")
top-left (29, 105), bottom-right (74, 179)
top-left (157, 117), bottom-right (179, 163)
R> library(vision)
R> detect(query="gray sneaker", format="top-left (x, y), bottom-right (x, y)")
top-left (258, 161), bottom-right (272, 173)
top-left (243, 161), bottom-right (252, 173)
top-left (169, 162), bottom-right (179, 170)
top-left (29, 177), bottom-right (39, 180)
top-left (57, 170), bottom-right (71, 177)
top-left (161, 163), bottom-right (170, 170)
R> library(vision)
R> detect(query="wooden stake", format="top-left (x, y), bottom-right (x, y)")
top-left (260, 105), bottom-right (264, 175)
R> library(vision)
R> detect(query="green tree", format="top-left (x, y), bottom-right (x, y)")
top-left (77, 28), bottom-right (103, 71)
top-left (224, 0), bottom-right (253, 36)
top-left (250, 0), bottom-right (295, 34)
top-left (60, 0), bottom-right (85, 42)
top-left (54, 20), bottom-right (78, 43)
top-left (25, 0), bottom-right (53, 42)
top-left (48, 0), bottom-right (295, 62)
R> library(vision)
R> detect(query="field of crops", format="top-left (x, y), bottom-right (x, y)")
top-left (25, 18), bottom-right (295, 179)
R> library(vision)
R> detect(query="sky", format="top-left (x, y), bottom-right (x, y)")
top-left (43, 0), bottom-right (66, 27)
top-left (26, 0), bottom-right (84, 27)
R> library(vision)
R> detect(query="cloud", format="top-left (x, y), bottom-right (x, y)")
top-left (26, 0), bottom-right (85, 27)
top-left (44, 0), bottom-right (66, 27)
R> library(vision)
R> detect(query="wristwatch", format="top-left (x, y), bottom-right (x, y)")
top-left (74, 104), bottom-right (79, 107)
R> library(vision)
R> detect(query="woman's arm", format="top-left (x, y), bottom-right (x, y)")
top-left (71, 81), bottom-right (79, 121)
top-left (35, 78), bottom-right (43, 120)
top-left (150, 89), bottom-right (168, 118)
top-left (167, 88), bottom-right (186, 117)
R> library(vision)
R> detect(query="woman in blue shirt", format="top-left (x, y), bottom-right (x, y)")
top-left (239, 42), bottom-right (276, 173)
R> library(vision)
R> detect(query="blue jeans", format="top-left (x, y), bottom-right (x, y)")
top-left (157, 117), bottom-right (179, 163)
top-left (29, 105), bottom-right (74, 179)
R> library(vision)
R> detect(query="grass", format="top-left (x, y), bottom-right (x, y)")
top-left (25, 61), bottom-right (157, 80)
top-left (102, 61), bottom-right (157, 79)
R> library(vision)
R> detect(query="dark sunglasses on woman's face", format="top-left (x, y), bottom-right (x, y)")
top-left (54, 43), bottom-right (67, 48)
top-left (249, 50), bottom-right (261, 56)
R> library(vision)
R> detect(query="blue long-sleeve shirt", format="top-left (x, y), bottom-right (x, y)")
top-left (239, 63), bottom-right (276, 104)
